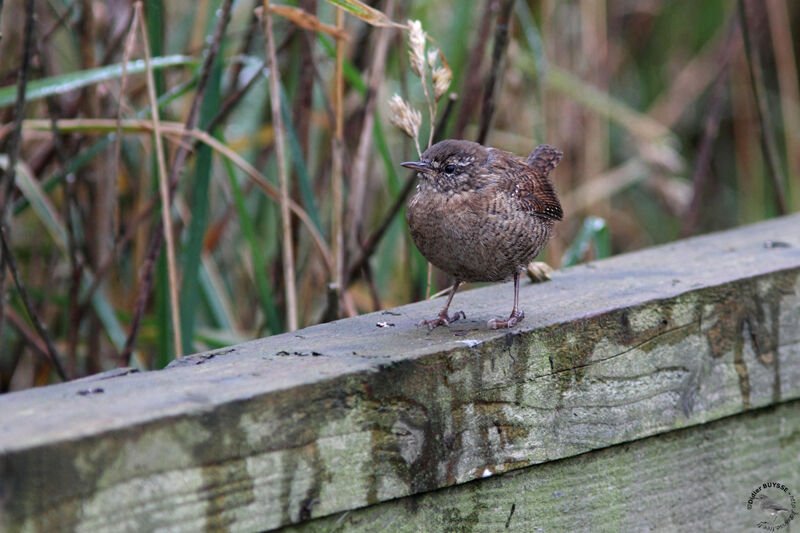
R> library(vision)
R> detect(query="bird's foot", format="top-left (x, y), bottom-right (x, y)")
top-left (418, 310), bottom-right (466, 330)
top-left (488, 310), bottom-right (524, 330)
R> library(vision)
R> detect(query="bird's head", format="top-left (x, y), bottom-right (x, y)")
top-left (401, 139), bottom-right (489, 193)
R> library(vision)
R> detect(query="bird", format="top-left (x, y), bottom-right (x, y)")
top-left (753, 493), bottom-right (792, 526)
top-left (402, 139), bottom-right (563, 329)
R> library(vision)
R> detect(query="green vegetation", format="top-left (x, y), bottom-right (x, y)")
top-left (0, 0), bottom-right (796, 388)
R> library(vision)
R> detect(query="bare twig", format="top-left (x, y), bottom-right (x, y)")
top-left (40, 3), bottom-right (76, 45)
top-left (346, 172), bottom-right (416, 286)
top-left (477, 0), bottom-right (515, 145)
top-left (0, 225), bottom-right (68, 381)
top-left (680, 28), bottom-right (740, 236)
top-left (260, 0), bottom-right (298, 331)
top-left (348, 0), bottom-right (396, 254)
top-left (681, 67), bottom-right (730, 236)
top-left (738, 0), bottom-right (788, 215)
top-left (453, 0), bottom-right (494, 139)
top-left (99, 4), bottom-right (136, 65)
top-left (5, 307), bottom-right (50, 363)
top-left (114, 6), bottom-right (140, 242)
top-left (120, 229), bottom-right (162, 365)
top-left (136, 1), bottom-right (183, 357)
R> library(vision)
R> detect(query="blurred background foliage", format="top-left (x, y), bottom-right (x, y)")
top-left (0, 0), bottom-right (797, 390)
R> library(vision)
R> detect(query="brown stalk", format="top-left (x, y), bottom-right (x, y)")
top-left (136, 1), bottom-right (183, 357)
top-left (681, 67), bottom-right (730, 236)
top-left (477, 0), bottom-right (515, 145)
top-left (347, 0), bottom-right (396, 255)
top-left (260, 1), bottom-right (298, 331)
top-left (331, 6), bottom-right (346, 317)
top-left (5, 307), bottom-right (50, 363)
top-left (113, 6), bottom-right (139, 247)
top-left (346, 171), bottom-right (416, 286)
top-left (99, 5), bottom-right (136, 65)
top-left (738, 0), bottom-right (788, 215)
top-left (765, 0), bottom-right (800, 210)
top-left (453, 0), bottom-right (494, 139)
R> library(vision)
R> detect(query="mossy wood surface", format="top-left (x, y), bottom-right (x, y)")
top-left (1, 214), bottom-right (799, 532)
top-left (286, 400), bottom-right (800, 532)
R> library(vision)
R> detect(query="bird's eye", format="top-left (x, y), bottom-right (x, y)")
top-left (444, 164), bottom-right (456, 174)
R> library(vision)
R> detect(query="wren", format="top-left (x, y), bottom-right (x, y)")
top-left (402, 139), bottom-right (563, 329)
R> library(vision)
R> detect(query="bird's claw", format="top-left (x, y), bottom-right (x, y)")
top-left (488, 310), bottom-right (524, 330)
top-left (418, 310), bottom-right (466, 330)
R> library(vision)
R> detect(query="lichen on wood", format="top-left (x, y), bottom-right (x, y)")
top-left (1, 214), bottom-right (799, 532)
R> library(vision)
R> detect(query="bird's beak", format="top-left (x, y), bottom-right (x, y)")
top-left (401, 161), bottom-right (429, 172)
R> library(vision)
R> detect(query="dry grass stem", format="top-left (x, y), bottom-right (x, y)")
top-left (20, 118), bottom-right (333, 272)
top-left (347, 0), bottom-right (396, 253)
top-left (136, 1), bottom-right (183, 357)
top-left (260, 0), bottom-right (298, 331)
top-left (738, 0), bottom-right (788, 215)
top-left (766, 0), bottom-right (800, 208)
top-left (331, 6), bottom-right (346, 317)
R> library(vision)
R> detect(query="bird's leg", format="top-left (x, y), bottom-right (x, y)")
top-left (418, 280), bottom-right (466, 329)
top-left (488, 272), bottom-right (525, 329)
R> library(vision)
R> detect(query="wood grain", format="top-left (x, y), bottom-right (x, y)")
top-left (1, 214), bottom-right (799, 532)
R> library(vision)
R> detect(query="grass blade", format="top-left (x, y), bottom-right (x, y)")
top-left (561, 216), bottom-right (611, 267)
top-left (3, 157), bottom-right (127, 350)
top-left (0, 55), bottom-right (195, 108)
top-left (179, 42), bottom-right (224, 353)
top-left (220, 133), bottom-right (283, 334)
top-left (279, 84), bottom-right (324, 234)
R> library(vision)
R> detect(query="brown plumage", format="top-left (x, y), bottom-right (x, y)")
top-left (403, 139), bottom-right (563, 329)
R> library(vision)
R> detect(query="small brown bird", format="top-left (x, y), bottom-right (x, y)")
top-left (402, 139), bottom-right (563, 329)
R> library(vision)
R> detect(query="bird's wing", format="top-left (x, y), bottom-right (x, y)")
top-left (509, 154), bottom-right (563, 221)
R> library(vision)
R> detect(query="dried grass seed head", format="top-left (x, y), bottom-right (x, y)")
top-left (432, 66), bottom-right (452, 101)
top-left (407, 19), bottom-right (427, 78)
top-left (389, 93), bottom-right (421, 140)
top-left (427, 48), bottom-right (438, 68)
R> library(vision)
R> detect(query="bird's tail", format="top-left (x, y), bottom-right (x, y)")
top-left (527, 144), bottom-right (563, 176)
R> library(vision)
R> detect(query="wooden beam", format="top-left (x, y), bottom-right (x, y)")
top-left (1, 214), bottom-right (799, 531)
top-left (287, 399), bottom-right (800, 531)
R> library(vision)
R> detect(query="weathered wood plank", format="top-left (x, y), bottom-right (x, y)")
top-left (1, 214), bottom-right (799, 532)
top-left (284, 399), bottom-right (800, 532)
